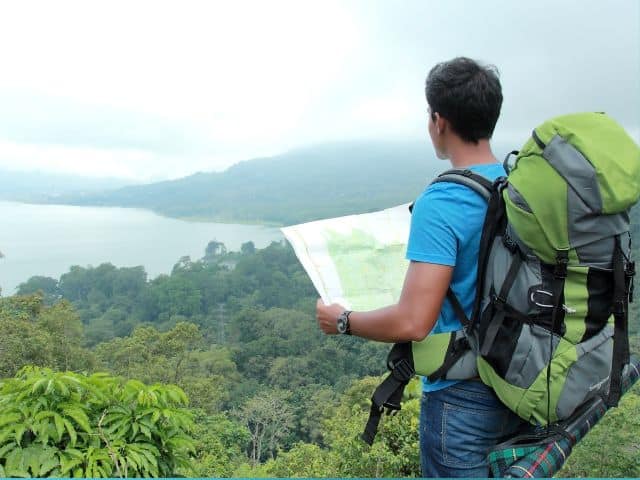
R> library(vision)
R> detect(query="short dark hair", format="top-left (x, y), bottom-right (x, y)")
top-left (425, 57), bottom-right (502, 144)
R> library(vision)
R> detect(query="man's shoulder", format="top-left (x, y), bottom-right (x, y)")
top-left (417, 178), bottom-right (484, 206)
top-left (410, 183), bottom-right (474, 233)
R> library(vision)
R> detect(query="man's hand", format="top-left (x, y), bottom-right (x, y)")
top-left (316, 299), bottom-right (346, 335)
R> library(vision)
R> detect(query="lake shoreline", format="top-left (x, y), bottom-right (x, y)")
top-left (5, 198), bottom-right (286, 228)
top-left (0, 201), bottom-right (283, 295)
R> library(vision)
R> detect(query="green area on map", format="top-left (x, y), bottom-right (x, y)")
top-left (326, 228), bottom-right (408, 311)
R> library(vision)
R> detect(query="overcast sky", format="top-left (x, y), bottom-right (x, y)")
top-left (0, 0), bottom-right (638, 181)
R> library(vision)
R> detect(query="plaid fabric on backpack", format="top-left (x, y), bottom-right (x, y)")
top-left (487, 357), bottom-right (639, 478)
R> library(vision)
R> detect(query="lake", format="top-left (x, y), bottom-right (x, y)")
top-left (0, 201), bottom-right (283, 295)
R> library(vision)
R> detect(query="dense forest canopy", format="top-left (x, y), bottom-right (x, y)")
top-left (1, 219), bottom-right (638, 476)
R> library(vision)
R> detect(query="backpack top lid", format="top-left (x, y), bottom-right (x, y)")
top-left (505, 112), bottom-right (640, 264)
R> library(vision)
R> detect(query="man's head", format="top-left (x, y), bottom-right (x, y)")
top-left (425, 57), bottom-right (502, 158)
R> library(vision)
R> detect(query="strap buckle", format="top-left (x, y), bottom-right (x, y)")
top-left (554, 252), bottom-right (569, 279)
top-left (502, 231), bottom-right (519, 254)
top-left (612, 300), bottom-right (626, 316)
top-left (626, 261), bottom-right (635, 279)
top-left (452, 336), bottom-right (470, 353)
top-left (491, 292), bottom-right (506, 307)
top-left (389, 358), bottom-right (415, 383)
top-left (626, 261), bottom-right (635, 303)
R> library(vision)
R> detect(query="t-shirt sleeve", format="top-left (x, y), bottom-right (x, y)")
top-left (405, 185), bottom-right (458, 266)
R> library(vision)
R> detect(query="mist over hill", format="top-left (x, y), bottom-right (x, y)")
top-left (43, 141), bottom-right (438, 224)
top-left (40, 140), bottom-right (516, 225)
top-left (0, 169), bottom-right (135, 202)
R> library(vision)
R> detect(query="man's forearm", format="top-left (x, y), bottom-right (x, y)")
top-left (316, 262), bottom-right (450, 342)
top-left (349, 304), bottom-right (429, 343)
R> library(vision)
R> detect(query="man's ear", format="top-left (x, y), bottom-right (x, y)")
top-left (434, 113), bottom-right (445, 135)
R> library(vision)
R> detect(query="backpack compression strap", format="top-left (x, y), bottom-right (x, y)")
top-left (360, 288), bottom-right (469, 445)
top-left (607, 235), bottom-right (633, 407)
top-left (362, 170), bottom-right (495, 445)
top-left (361, 342), bottom-right (415, 445)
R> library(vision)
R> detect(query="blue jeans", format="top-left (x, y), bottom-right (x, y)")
top-left (419, 380), bottom-right (524, 478)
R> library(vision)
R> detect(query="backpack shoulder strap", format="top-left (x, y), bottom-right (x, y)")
top-left (408, 169), bottom-right (495, 213)
top-left (429, 169), bottom-right (494, 327)
top-left (430, 168), bottom-right (494, 202)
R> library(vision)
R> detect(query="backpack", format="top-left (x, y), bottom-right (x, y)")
top-left (362, 112), bottom-right (640, 445)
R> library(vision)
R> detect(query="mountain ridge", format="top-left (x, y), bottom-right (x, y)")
top-left (41, 140), bottom-right (458, 225)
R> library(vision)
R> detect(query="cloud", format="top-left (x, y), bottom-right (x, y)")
top-left (0, 90), bottom-right (211, 154)
top-left (0, 139), bottom-right (156, 180)
top-left (0, 0), bottom-right (637, 179)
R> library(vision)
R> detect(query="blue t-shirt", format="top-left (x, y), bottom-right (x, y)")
top-left (405, 163), bottom-right (506, 392)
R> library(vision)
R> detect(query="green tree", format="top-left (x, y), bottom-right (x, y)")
top-left (95, 322), bottom-right (240, 414)
top-left (148, 276), bottom-right (202, 320)
top-left (17, 276), bottom-right (60, 303)
top-left (188, 412), bottom-right (250, 477)
top-left (237, 389), bottom-right (296, 465)
top-left (0, 295), bottom-right (53, 377)
top-left (321, 376), bottom-right (420, 478)
top-left (241, 241), bottom-right (256, 255)
top-left (37, 300), bottom-right (90, 372)
top-left (0, 367), bottom-right (194, 477)
top-left (0, 295), bottom-right (94, 377)
top-left (205, 240), bottom-right (227, 259)
top-left (263, 376), bottom-right (421, 478)
top-left (293, 386), bottom-right (336, 445)
top-left (263, 443), bottom-right (334, 477)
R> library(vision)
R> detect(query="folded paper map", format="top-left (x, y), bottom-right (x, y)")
top-left (281, 204), bottom-right (411, 311)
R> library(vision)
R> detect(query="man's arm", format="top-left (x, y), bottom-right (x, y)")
top-left (316, 261), bottom-right (452, 342)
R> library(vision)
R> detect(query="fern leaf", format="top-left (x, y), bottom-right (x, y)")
top-left (30, 378), bottom-right (48, 395)
top-left (60, 454), bottom-right (83, 475)
top-left (0, 443), bottom-right (16, 458)
top-left (62, 407), bottom-right (92, 433)
top-left (38, 454), bottom-right (60, 477)
top-left (13, 425), bottom-right (26, 446)
top-left (133, 443), bottom-right (159, 466)
top-left (126, 451), bottom-right (140, 471)
top-left (44, 379), bottom-right (54, 396)
top-left (33, 410), bottom-right (53, 421)
top-left (63, 447), bottom-right (84, 459)
top-left (0, 413), bottom-right (21, 428)
top-left (138, 424), bottom-right (152, 440)
top-left (53, 379), bottom-right (70, 398)
top-left (151, 409), bottom-right (161, 423)
top-left (62, 418), bottom-right (77, 446)
top-left (54, 413), bottom-right (65, 442)
top-left (5, 447), bottom-right (29, 478)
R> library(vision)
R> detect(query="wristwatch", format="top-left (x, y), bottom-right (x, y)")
top-left (337, 310), bottom-right (352, 335)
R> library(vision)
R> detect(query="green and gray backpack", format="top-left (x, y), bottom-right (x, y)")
top-left (363, 112), bottom-right (640, 445)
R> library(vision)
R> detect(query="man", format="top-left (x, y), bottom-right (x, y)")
top-left (316, 57), bottom-right (522, 477)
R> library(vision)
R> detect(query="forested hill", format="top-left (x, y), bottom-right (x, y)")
top-left (44, 141), bottom-right (446, 225)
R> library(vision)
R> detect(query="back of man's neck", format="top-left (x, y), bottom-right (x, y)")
top-left (448, 139), bottom-right (497, 168)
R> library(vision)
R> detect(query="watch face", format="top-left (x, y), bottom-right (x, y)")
top-left (337, 314), bottom-right (348, 334)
